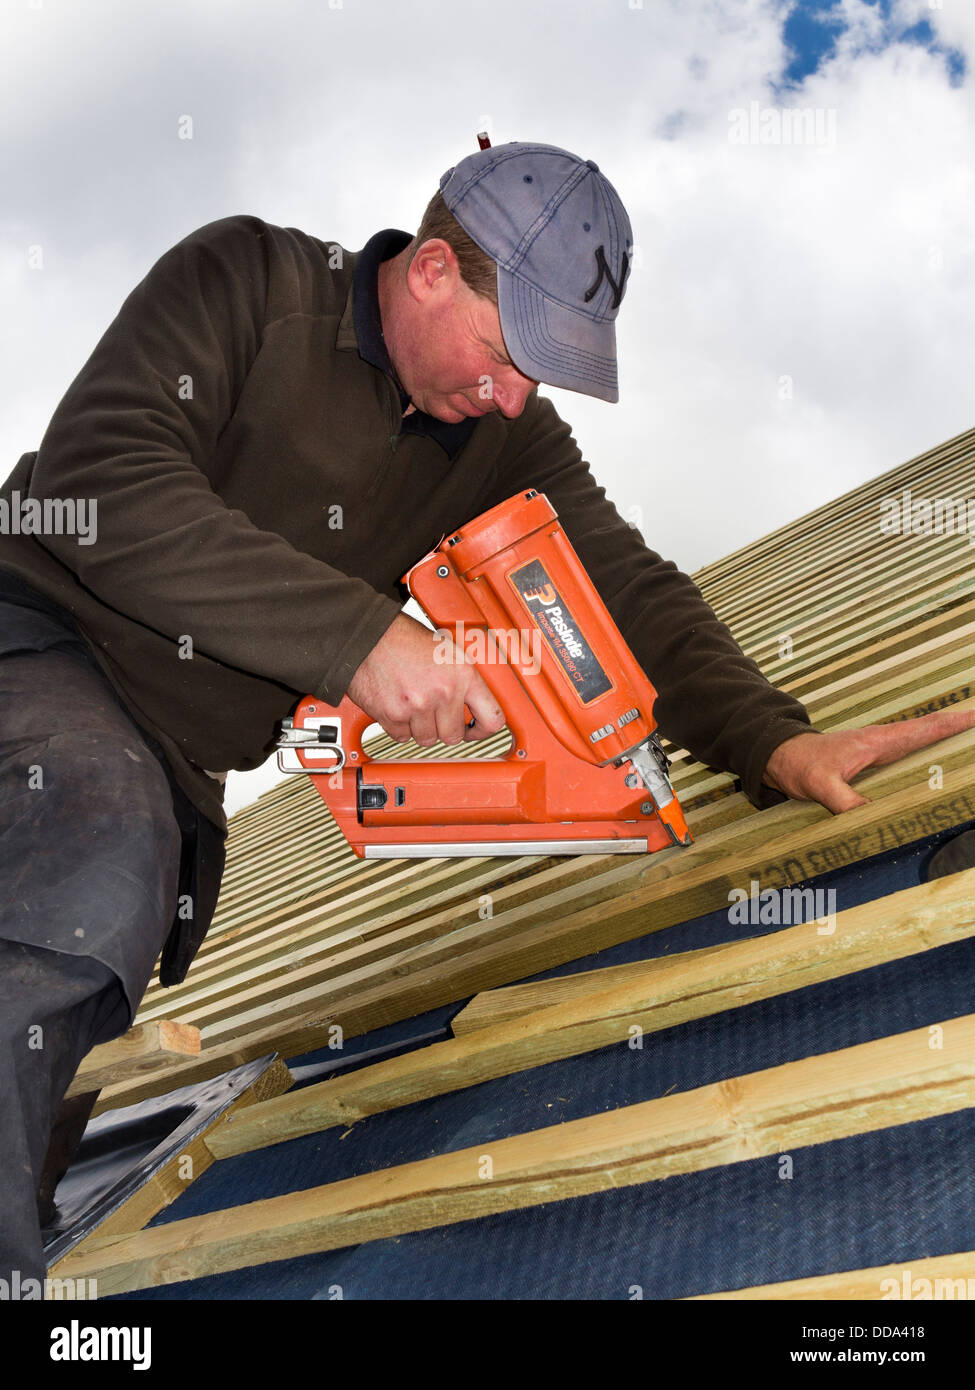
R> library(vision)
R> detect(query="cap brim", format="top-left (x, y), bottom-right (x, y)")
top-left (497, 268), bottom-right (620, 404)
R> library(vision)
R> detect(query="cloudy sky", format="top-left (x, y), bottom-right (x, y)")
top-left (2, 0), bottom-right (972, 813)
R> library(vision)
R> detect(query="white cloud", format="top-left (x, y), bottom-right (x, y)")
top-left (1, 0), bottom-right (971, 814)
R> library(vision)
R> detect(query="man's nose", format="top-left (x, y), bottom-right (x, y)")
top-left (492, 373), bottom-right (538, 418)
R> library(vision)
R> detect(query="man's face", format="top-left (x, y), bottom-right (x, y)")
top-left (392, 241), bottom-right (540, 424)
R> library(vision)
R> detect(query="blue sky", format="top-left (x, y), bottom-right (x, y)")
top-left (781, 0), bottom-right (966, 87)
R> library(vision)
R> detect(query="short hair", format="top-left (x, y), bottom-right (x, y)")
top-left (409, 190), bottom-right (498, 303)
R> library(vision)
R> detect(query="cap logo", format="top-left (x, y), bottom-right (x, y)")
top-left (583, 245), bottom-right (630, 311)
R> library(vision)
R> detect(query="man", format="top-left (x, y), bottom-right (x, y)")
top-left (0, 140), bottom-right (969, 1286)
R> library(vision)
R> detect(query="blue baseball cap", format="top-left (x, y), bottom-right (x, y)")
top-left (439, 141), bottom-right (634, 403)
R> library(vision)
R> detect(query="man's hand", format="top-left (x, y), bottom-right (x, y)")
top-left (346, 613), bottom-right (506, 747)
top-left (762, 709), bottom-right (975, 814)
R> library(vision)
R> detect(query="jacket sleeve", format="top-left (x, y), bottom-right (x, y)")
top-left (479, 392), bottom-right (818, 808)
top-left (27, 215), bottom-right (400, 701)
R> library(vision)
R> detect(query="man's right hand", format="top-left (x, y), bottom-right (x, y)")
top-left (346, 613), bottom-right (506, 748)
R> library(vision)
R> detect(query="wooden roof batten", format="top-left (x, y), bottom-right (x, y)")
top-left (55, 424), bottom-right (975, 1298)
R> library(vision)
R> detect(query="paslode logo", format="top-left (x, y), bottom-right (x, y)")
top-left (522, 583), bottom-right (585, 659)
top-left (521, 582), bottom-right (557, 605)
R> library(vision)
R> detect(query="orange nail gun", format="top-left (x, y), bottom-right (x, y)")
top-left (277, 489), bottom-right (693, 859)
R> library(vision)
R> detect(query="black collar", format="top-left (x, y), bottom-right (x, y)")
top-left (352, 229), bottom-right (478, 461)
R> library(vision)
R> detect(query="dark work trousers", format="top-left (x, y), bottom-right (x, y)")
top-left (0, 645), bottom-right (183, 1286)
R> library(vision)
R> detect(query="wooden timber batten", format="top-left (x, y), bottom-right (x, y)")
top-left (56, 424), bottom-right (975, 1297)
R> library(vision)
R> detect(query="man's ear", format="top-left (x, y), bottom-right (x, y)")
top-left (407, 238), bottom-right (461, 303)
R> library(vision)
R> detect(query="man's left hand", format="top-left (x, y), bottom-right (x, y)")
top-left (762, 709), bottom-right (975, 814)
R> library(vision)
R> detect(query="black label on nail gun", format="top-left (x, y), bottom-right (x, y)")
top-left (509, 559), bottom-right (612, 704)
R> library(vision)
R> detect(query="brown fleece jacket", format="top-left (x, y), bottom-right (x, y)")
top-left (0, 214), bottom-right (814, 827)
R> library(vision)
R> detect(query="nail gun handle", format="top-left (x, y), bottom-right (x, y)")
top-left (291, 693), bottom-right (482, 769)
top-left (291, 695), bottom-right (486, 767)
